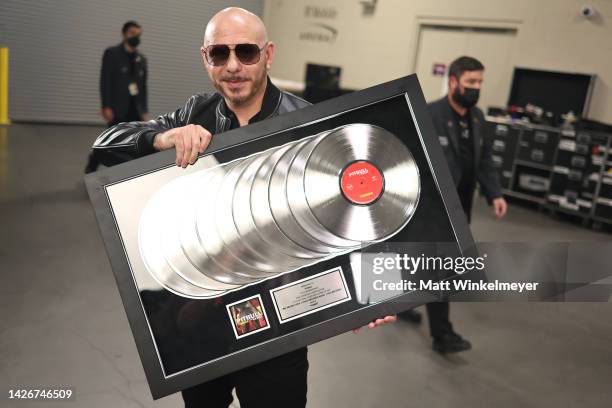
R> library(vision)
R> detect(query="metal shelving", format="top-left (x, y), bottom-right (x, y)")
top-left (486, 118), bottom-right (612, 229)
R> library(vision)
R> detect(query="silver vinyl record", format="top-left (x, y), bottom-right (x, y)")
top-left (162, 172), bottom-right (240, 291)
top-left (138, 177), bottom-right (226, 298)
top-left (213, 154), bottom-right (281, 278)
top-left (286, 134), bottom-right (362, 249)
top-left (138, 123), bottom-right (419, 299)
top-left (178, 167), bottom-right (243, 290)
top-left (193, 164), bottom-right (263, 284)
top-left (303, 123), bottom-right (420, 242)
top-left (232, 146), bottom-right (311, 271)
top-left (268, 137), bottom-right (341, 255)
top-left (177, 166), bottom-right (252, 287)
top-left (250, 141), bottom-right (327, 260)
top-left (179, 163), bottom-right (253, 290)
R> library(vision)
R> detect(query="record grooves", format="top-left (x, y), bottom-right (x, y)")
top-left (138, 123), bottom-right (421, 298)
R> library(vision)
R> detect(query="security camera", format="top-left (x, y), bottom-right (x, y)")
top-left (581, 5), bottom-right (595, 18)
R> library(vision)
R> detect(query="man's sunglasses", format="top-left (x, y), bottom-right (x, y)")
top-left (203, 43), bottom-right (267, 66)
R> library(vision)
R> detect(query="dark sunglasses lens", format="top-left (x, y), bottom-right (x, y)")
top-left (208, 45), bottom-right (230, 66)
top-left (235, 44), bottom-right (261, 65)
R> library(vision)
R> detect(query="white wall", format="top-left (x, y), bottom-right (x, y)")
top-left (263, 0), bottom-right (612, 123)
top-left (0, 0), bottom-right (263, 123)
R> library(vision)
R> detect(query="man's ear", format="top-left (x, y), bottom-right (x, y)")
top-left (200, 46), bottom-right (214, 79)
top-left (200, 46), bottom-right (211, 70)
top-left (448, 74), bottom-right (458, 92)
top-left (264, 41), bottom-right (275, 70)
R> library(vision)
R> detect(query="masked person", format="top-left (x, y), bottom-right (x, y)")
top-left (91, 8), bottom-right (395, 407)
top-left (399, 56), bottom-right (507, 353)
top-left (85, 20), bottom-right (148, 173)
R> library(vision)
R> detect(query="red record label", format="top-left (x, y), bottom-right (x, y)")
top-left (340, 161), bottom-right (384, 205)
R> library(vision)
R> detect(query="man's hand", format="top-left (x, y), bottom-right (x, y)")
top-left (153, 124), bottom-right (212, 168)
top-left (352, 315), bottom-right (397, 333)
top-left (101, 107), bottom-right (114, 123)
top-left (492, 197), bottom-right (507, 219)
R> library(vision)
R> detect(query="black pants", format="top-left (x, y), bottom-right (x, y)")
top-left (182, 347), bottom-right (309, 408)
top-left (424, 186), bottom-right (473, 338)
top-left (426, 302), bottom-right (453, 338)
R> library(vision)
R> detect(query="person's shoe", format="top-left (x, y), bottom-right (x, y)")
top-left (432, 332), bottom-right (472, 354)
top-left (397, 309), bottom-right (422, 324)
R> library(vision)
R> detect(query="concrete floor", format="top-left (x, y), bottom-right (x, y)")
top-left (1, 124), bottom-right (611, 408)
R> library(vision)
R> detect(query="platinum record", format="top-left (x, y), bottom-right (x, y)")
top-left (138, 124), bottom-right (421, 298)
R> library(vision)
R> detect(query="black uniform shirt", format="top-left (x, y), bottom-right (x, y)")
top-left (452, 108), bottom-right (476, 214)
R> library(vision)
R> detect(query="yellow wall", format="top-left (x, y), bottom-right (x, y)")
top-left (264, 0), bottom-right (612, 122)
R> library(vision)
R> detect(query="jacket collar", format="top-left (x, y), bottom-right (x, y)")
top-left (440, 95), bottom-right (482, 167)
top-left (217, 76), bottom-right (281, 127)
top-left (119, 42), bottom-right (138, 55)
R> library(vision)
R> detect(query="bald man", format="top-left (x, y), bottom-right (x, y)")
top-left (92, 8), bottom-right (394, 407)
top-left (92, 7), bottom-right (306, 167)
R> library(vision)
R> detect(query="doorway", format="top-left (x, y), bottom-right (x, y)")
top-left (413, 24), bottom-right (518, 112)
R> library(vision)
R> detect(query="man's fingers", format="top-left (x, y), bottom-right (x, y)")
top-left (165, 125), bottom-right (213, 167)
top-left (181, 128), bottom-right (193, 168)
top-left (353, 315), bottom-right (397, 333)
top-left (199, 130), bottom-right (212, 154)
top-left (495, 201), bottom-right (506, 219)
top-left (384, 315), bottom-right (396, 323)
top-left (182, 140), bottom-right (192, 168)
top-left (492, 199), bottom-right (505, 219)
top-left (188, 131), bottom-right (200, 164)
top-left (174, 132), bottom-right (184, 166)
top-left (186, 126), bottom-right (211, 165)
top-left (371, 316), bottom-right (395, 328)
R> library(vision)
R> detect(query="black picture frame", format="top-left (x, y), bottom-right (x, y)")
top-left (84, 74), bottom-right (476, 399)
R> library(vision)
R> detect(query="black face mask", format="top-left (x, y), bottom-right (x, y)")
top-left (126, 36), bottom-right (140, 48)
top-left (453, 86), bottom-right (480, 108)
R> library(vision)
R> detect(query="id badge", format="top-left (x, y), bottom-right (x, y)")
top-left (128, 82), bottom-right (139, 96)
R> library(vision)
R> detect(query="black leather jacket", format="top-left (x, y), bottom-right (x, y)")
top-left (428, 96), bottom-right (502, 203)
top-left (92, 78), bottom-right (309, 166)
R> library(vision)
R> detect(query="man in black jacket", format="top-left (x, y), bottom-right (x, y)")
top-left (400, 56), bottom-right (507, 353)
top-left (85, 20), bottom-right (148, 173)
top-left (92, 7), bottom-right (394, 407)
